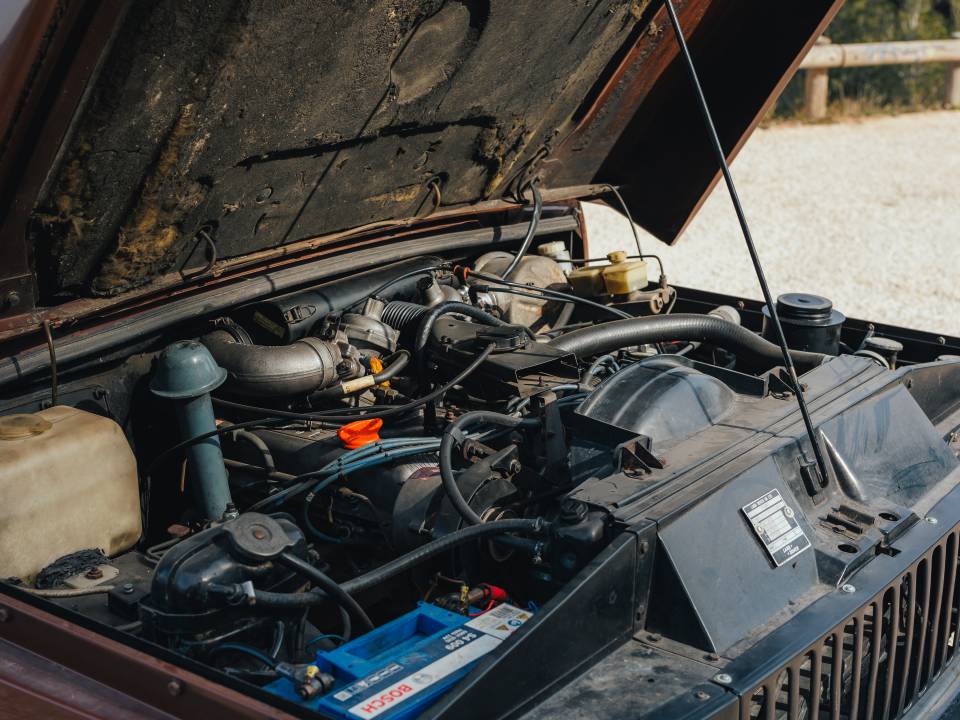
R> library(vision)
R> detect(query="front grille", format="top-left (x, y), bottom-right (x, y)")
top-left (741, 530), bottom-right (960, 720)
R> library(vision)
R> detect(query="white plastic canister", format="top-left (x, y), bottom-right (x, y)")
top-left (0, 406), bottom-right (142, 583)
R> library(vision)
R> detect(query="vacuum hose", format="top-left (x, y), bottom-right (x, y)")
top-left (439, 411), bottom-right (539, 525)
top-left (340, 518), bottom-right (548, 596)
top-left (548, 313), bottom-right (826, 370)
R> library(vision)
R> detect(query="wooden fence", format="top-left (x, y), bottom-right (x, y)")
top-left (798, 34), bottom-right (960, 119)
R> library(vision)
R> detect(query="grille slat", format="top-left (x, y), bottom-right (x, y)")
top-left (936, 534), bottom-right (958, 674)
top-left (849, 614), bottom-right (865, 720)
top-left (881, 586), bottom-right (900, 720)
top-left (864, 601), bottom-right (883, 720)
top-left (895, 572), bottom-right (917, 718)
top-left (741, 526), bottom-right (960, 720)
top-left (829, 631), bottom-right (843, 720)
top-left (909, 555), bottom-right (933, 703)
top-left (923, 547), bottom-right (945, 688)
top-left (809, 648), bottom-right (823, 719)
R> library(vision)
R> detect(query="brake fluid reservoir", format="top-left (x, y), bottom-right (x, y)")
top-left (601, 250), bottom-right (648, 295)
top-left (0, 406), bottom-right (141, 583)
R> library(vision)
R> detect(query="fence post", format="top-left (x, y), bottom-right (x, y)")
top-left (804, 36), bottom-right (832, 120)
top-left (947, 33), bottom-right (960, 108)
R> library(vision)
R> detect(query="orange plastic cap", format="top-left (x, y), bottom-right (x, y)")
top-left (338, 418), bottom-right (383, 449)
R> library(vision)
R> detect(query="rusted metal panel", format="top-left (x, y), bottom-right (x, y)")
top-left (0, 2), bottom-right (125, 322)
top-left (546, 0), bottom-right (845, 244)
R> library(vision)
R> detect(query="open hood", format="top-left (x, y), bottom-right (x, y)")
top-left (0, 0), bottom-right (841, 316)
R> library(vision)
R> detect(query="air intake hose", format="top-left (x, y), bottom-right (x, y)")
top-left (548, 313), bottom-right (826, 370)
top-left (201, 326), bottom-right (346, 397)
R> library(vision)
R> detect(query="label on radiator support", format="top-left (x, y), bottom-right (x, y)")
top-left (742, 489), bottom-right (811, 567)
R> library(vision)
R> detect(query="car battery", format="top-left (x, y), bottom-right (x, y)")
top-left (266, 602), bottom-right (532, 719)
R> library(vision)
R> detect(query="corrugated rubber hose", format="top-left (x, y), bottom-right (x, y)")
top-left (548, 313), bottom-right (826, 370)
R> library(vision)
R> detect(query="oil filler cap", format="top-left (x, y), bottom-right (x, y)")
top-left (223, 513), bottom-right (295, 561)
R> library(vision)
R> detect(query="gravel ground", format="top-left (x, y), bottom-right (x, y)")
top-left (583, 110), bottom-right (960, 337)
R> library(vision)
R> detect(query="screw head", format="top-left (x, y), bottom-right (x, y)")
top-left (705, 653), bottom-right (720, 662)
top-left (167, 679), bottom-right (182, 696)
top-left (841, 583), bottom-right (856, 594)
top-left (121, 583), bottom-right (135, 595)
top-left (694, 690), bottom-right (710, 701)
top-left (646, 633), bottom-right (661, 642)
top-left (925, 516), bottom-right (939, 525)
top-left (84, 567), bottom-right (103, 580)
top-left (713, 673), bottom-right (733, 684)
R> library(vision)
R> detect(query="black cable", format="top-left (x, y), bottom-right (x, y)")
top-left (412, 301), bottom-right (514, 386)
top-left (367, 265), bottom-right (447, 300)
top-left (277, 552), bottom-right (375, 632)
top-left (500, 184), bottom-right (543, 280)
top-left (339, 518), bottom-right (547, 596)
top-left (309, 350), bottom-right (411, 401)
top-left (439, 411), bottom-right (539, 525)
top-left (663, 0), bottom-right (830, 485)
top-left (208, 643), bottom-right (279, 670)
top-left (143, 418), bottom-right (293, 478)
top-left (213, 343), bottom-right (495, 424)
top-left (470, 280), bottom-right (630, 321)
top-left (601, 184), bottom-right (644, 258)
top-left (568, 253), bottom-right (665, 285)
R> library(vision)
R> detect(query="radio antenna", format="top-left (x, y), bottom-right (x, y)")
top-left (662, 0), bottom-right (829, 486)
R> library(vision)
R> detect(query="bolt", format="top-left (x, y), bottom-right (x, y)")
top-left (706, 653), bottom-right (720, 662)
top-left (694, 690), bottom-right (710, 701)
top-left (713, 673), bottom-right (733, 684)
top-left (841, 583), bottom-right (856, 594)
top-left (121, 583), bottom-right (135, 595)
top-left (0, 608), bottom-right (9, 622)
top-left (85, 567), bottom-right (103, 580)
top-left (925, 516), bottom-right (939, 525)
top-left (167, 679), bottom-right (183, 696)
top-left (646, 633), bottom-right (661, 642)
top-left (938, 336), bottom-right (947, 345)
top-left (3, 291), bottom-right (20, 310)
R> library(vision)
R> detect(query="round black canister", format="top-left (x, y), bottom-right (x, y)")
top-left (762, 293), bottom-right (845, 355)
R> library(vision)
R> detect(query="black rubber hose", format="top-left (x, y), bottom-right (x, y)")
top-left (308, 349), bottom-right (410, 401)
top-left (413, 301), bottom-right (511, 386)
top-left (340, 518), bottom-right (547, 596)
top-left (500, 184), bottom-right (543, 280)
top-left (548, 313), bottom-right (826, 370)
top-left (277, 552), bottom-right (375, 632)
top-left (373, 349), bottom-right (410, 384)
top-left (439, 411), bottom-right (539, 525)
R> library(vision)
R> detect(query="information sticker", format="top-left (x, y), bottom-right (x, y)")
top-left (742, 489), bottom-right (811, 567)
